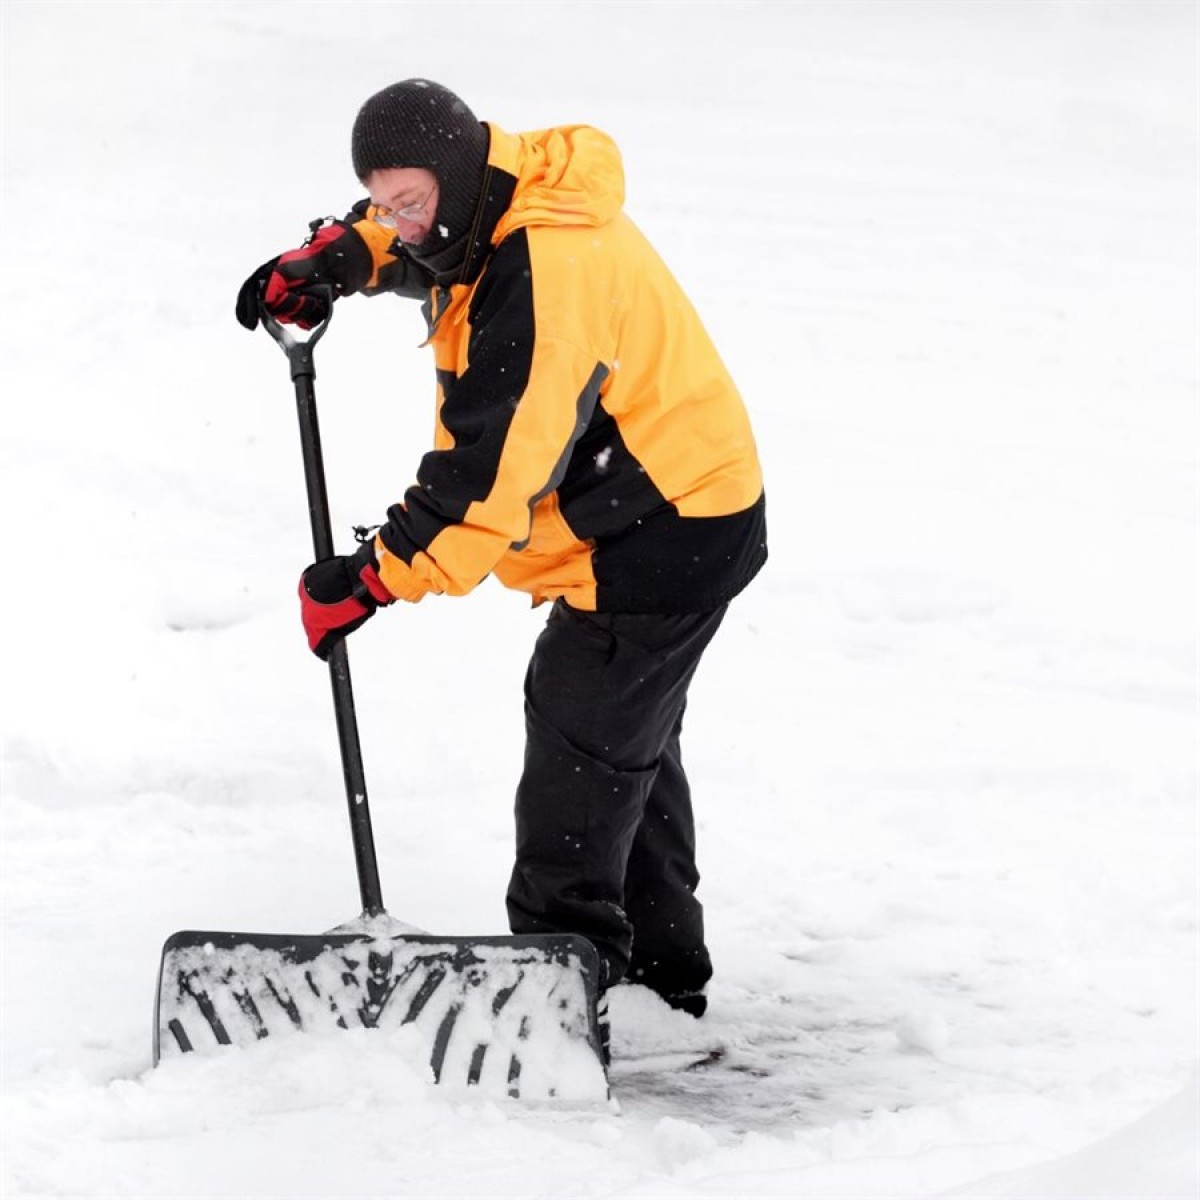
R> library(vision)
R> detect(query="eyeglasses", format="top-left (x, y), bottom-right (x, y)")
top-left (372, 187), bottom-right (436, 229)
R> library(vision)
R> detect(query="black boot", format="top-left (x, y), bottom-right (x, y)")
top-left (661, 989), bottom-right (707, 1018)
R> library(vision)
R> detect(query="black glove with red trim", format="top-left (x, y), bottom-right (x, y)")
top-left (236, 218), bottom-right (373, 331)
top-left (298, 541), bottom-right (394, 661)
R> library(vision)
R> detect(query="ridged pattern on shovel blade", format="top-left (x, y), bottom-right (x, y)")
top-left (155, 935), bottom-right (606, 1102)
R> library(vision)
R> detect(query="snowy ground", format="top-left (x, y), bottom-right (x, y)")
top-left (1, 1), bottom-right (1197, 1197)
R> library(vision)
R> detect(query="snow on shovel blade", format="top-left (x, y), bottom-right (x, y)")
top-left (154, 929), bottom-right (608, 1103)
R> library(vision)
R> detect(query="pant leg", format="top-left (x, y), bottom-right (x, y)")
top-left (506, 600), bottom-right (726, 987)
top-left (622, 713), bottom-right (713, 998)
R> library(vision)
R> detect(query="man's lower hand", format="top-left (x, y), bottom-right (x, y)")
top-left (299, 541), bottom-right (394, 661)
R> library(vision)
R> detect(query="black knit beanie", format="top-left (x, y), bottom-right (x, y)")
top-left (351, 79), bottom-right (490, 283)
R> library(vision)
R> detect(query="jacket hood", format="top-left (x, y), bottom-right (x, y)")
top-left (491, 124), bottom-right (625, 242)
top-left (439, 123), bottom-right (626, 292)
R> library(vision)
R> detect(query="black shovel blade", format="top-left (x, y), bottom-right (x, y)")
top-left (154, 929), bottom-right (608, 1103)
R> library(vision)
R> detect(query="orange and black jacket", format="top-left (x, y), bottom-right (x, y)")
top-left (349, 122), bottom-right (766, 613)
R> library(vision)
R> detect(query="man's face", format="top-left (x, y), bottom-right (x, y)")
top-left (364, 166), bottom-right (440, 245)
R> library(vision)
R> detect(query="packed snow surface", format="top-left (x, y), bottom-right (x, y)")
top-left (1, 2), bottom-right (1196, 1197)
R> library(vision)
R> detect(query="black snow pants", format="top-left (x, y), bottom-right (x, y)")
top-left (506, 598), bottom-right (728, 996)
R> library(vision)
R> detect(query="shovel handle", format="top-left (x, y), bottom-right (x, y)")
top-left (261, 288), bottom-right (386, 917)
top-left (261, 292), bottom-right (335, 559)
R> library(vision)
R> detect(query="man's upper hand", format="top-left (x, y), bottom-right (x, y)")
top-left (235, 218), bottom-right (373, 331)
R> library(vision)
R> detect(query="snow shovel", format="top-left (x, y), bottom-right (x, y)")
top-left (153, 290), bottom-right (609, 1103)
